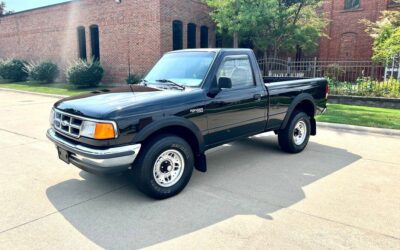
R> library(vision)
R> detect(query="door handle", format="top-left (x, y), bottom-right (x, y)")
top-left (253, 94), bottom-right (262, 101)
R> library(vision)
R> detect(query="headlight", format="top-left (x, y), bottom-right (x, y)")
top-left (80, 121), bottom-right (117, 140)
top-left (49, 109), bottom-right (55, 126)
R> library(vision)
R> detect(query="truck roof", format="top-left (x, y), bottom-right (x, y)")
top-left (168, 48), bottom-right (253, 54)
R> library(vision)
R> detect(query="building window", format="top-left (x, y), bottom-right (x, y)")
top-left (90, 25), bottom-right (100, 61)
top-left (339, 32), bottom-right (357, 59)
top-left (187, 23), bottom-right (197, 49)
top-left (172, 20), bottom-right (183, 50)
top-left (200, 26), bottom-right (209, 48)
top-left (344, 0), bottom-right (360, 10)
top-left (77, 26), bottom-right (87, 60)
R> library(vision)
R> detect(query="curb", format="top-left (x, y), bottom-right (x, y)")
top-left (329, 95), bottom-right (400, 109)
top-left (0, 88), bottom-right (68, 99)
top-left (317, 122), bottom-right (400, 137)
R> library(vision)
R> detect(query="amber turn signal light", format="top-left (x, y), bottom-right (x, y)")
top-left (94, 123), bottom-right (116, 139)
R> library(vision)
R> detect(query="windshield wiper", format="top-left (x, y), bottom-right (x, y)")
top-left (156, 79), bottom-right (186, 90)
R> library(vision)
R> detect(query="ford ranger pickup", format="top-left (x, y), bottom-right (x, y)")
top-left (47, 49), bottom-right (328, 199)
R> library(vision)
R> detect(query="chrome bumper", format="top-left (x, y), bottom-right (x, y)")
top-left (47, 129), bottom-right (141, 173)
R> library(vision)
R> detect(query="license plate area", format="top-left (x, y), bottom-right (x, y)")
top-left (57, 147), bottom-right (70, 164)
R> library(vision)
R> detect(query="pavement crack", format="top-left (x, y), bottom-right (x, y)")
top-left (196, 184), bottom-right (400, 241)
top-left (0, 184), bottom-right (128, 235)
top-left (308, 148), bottom-right (358, 159)
top-left (0, 141), bottom-right (38, 150)
top-left (310, 148), bottom-right (400, 166)
top-left (285, 208), bottom-right (400, 241)
top-left (361, 157), bottom-right (400, 166)
top-left (0, 101), bottom-right (56, 108)
top-left (0, 128), bottom-right (43, 141)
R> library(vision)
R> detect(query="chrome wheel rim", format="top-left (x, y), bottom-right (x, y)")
top-left (293, 120), bottom-right (307, 145)
top-left (153, 149), bottom-right (185, 187)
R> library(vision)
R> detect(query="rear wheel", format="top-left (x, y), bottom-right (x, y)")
top-left (131, 135), bottom-right (194, 199)
top-left (278, 111), bottom-right (311, 153)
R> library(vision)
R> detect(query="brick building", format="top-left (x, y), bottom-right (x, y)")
top-left (319, 0), bottom-right (400, 60)
top-left (0, 0), bottom-right (215, 83)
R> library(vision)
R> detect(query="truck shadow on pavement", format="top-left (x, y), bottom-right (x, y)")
top-left (46, 134), bottom-right (361, 249)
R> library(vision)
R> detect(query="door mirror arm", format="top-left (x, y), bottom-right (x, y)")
top-left (207, 87), bottom-right (220, 98)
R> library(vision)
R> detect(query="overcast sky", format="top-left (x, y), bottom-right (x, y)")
top-left (4, 0), bottom-right (68, 12)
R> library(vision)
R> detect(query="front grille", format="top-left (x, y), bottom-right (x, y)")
top-left (53, 110), bottom-right (83, 138)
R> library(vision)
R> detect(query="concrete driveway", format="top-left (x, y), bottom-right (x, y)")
top-left (0, 90), bottom-right (399, 249)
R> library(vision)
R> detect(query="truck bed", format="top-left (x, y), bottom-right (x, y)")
top-left (263, 76), bottom-right (307, 84)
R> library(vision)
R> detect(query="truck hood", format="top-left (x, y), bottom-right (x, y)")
top-left (54, 85), bottom-right (202, 119)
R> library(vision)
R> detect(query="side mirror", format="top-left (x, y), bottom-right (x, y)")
top-left (207, 77), bottom-right (233, 98)
top-left (218, 77), bottom-right (232, 89)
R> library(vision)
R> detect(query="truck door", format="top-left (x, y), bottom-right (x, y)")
top-left (205, 54), bottom-right (267, 147)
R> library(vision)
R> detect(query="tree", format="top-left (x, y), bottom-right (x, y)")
top-left (0, 1), bottom-right (5, 16)
top-left (0, 1), bottom-right (13, 16)
top-left (363, 11), bottom-right (400, 62)
top-left (252, 0), bottom-right (326, 57)
top-left (205, 0), bottom-right (256, 48)
top-left (205, 0), bottom-right (326, 57)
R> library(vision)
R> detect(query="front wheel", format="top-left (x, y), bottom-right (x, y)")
top-left (131, 135), bottom-right (194, 199)
top-left (278, 111), bottom-right (311, 153)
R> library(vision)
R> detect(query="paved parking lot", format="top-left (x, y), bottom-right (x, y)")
top-left (0, 90), bottom-right (399, 249)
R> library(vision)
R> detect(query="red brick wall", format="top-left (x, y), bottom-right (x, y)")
top-left (160, 0), bottom-right (215, 55)
top-left (319, 0), bottom-right (400, 60)
top-left (0, 0), bottom-right (215, 83)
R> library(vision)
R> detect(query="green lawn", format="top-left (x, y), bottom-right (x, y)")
top-left (0, 81), bottom-right (107, 96)
top-left (316, 104), bottom-right (400, 130)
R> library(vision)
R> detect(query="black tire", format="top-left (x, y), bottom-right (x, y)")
top-left (131, 134), bottom-right (194, 199)
top-left (278, 111), bottom-right (311, 153)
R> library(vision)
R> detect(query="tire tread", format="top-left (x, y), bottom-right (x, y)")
top-left (278, 111), bottom-right (311, 153)
top-left (131, 134), bottom-right (194, 199)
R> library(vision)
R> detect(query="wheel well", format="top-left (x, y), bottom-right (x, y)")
top-left (142, 125), bottom-right (200, 154)
top-left (293, 100), bottom-right (317, 136)
top-left (294, 100), bottom-right (315, 118)
top-left (140, 125), bottom-right (206, 172)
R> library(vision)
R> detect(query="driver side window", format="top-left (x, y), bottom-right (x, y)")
top-left (217, 56), bottom-right (255, 89)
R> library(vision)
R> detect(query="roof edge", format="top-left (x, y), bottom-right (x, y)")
top-left (1, 1), bottom-right (75, 18)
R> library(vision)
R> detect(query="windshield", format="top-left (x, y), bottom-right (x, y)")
top-left (145, 51), bottom-right (216, 87)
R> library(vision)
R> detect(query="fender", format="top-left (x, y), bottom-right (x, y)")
top-left (131, 116), bottom-right (207, 172)
top-left (280, 93), bottom-right (316, 131)
top-left (132, 116), bottom-right (205, 151)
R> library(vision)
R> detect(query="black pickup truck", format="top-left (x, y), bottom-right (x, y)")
top-left (47, 49), bottom-right (328, 199)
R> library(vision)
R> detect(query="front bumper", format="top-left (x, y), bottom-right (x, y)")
top-left (46, 129), bottom-right (141, 175)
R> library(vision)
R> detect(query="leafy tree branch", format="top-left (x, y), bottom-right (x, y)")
top-left (205, 0), bottom-right (326, 57)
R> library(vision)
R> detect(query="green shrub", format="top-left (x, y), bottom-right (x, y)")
top-left (329, 77), bottom-right (400, 98)
top-left (325, 64), bottom-right (345, 81)
top-left (386, 78), bottom-right (400, 98)
top-left (66, 59), bottom-right (104, 88)
top-left (0, 59), bottom-right (29, 82)
top-left (327, 77), bottom-right (353, 96)
top-left (356, 77), bottom-right (400, 97)
top-left (27, 61), bottom-right (59, 83)
top-left (126, 73), bottom-right (143, 84)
